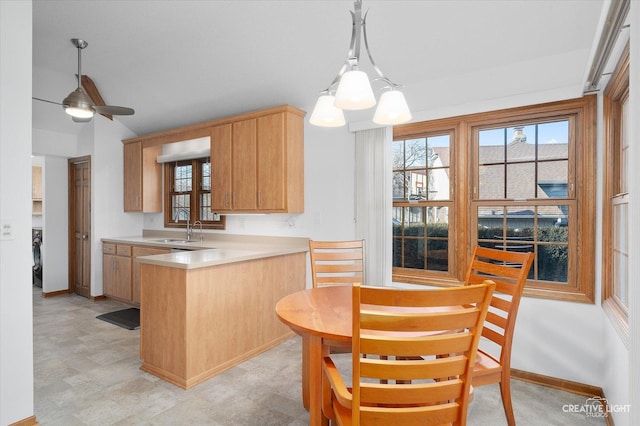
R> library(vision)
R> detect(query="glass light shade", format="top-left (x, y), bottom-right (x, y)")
top-left (373, 90), bottom-right (412, 125)
top-left (64, 106), bottom-right (94, 119)
top-left (334, 70), bottom-right (376, 110)
top-left (309, 95), bottom-right (346, 127)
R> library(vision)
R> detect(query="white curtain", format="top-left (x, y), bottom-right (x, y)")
top-left (354, 127), bottom-right (393, 286)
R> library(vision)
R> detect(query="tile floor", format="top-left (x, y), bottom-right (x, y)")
top-left (33, 287), bottom-right (606, 425)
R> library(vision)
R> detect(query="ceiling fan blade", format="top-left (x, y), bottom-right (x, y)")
top-left (80, 75), bottom-right (112, 120)
top-left (94, 105), bottom-right (135, 116)
top-left (33, 97), bottom-right (63, 106)
top-left (72, 116), bottom-right (92, 123)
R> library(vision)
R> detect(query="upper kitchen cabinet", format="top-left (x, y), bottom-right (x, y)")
top-left (32, 166), bottom-right (43, 215)
top-left (210, 107), bottom-right (305, 213)
top-left (123, 105), bottom-right (305, 214)
top-left (123, 142), bottom-right (162, 212)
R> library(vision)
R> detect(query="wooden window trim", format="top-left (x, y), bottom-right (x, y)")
top-left (394, 96), bottom-right (597, 303)
top-left (163, 159), bottom-right (226, 230)
top-left (602, 43), bottom-right (629, 344)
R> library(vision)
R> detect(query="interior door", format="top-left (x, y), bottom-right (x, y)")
top-left (69, 156), bottom-right (91, 298)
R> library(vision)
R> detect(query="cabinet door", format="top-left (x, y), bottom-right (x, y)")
top-left (257, 113), bottom-right (286, 210)
top-left (32, 166), bottom-right (43, 200)
top-left (232, 118), bottom-right (257, 210)
top-left (210, 124), bottom-right (233, 211)
top-left (123, 142), bottom-right (143, 212)
top-left (114, 256), bottom-right (132, 300)
top-left (103, 253), bottom-right (117, 296)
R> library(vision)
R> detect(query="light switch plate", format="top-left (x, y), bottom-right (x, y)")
top-left (0, 221), bottom-right (15, 240)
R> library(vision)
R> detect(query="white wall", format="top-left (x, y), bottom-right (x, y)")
top-left (0, 1), bottom-right (34, 424)
top-left (90, 117), bottom-right (141, 296)
top-left (42, 156), bottom-right (69, 293)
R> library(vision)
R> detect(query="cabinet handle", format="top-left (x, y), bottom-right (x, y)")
top-left (258, 191), bottom-right (261, 207)
top-left (232, 192), bottom-right (236, 208)
top-left (225, 192), bottom-right (229, 208)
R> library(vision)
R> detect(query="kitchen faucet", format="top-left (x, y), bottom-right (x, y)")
top-left (174, 207), bottom-right (192, 241)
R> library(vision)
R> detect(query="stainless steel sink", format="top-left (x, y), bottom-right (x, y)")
top-left (152, 238), bottom-right (198, 244)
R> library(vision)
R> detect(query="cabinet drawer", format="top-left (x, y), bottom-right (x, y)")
top-left (102, 243), bottom-right (116, 255)
top-left (132, 246), bottom-right (170, 258)
top-left (116, 244), bottom-right (132, 257)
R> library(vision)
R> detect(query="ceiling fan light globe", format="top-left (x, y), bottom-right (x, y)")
top-left (373, 90), bottom-right (412, 125)
top-left (64, 106), bottom-right (94, 119)
top-left (334, 70), bottom-right (376, 110)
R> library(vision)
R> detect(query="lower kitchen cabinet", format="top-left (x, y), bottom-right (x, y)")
top-left (103, 243), bottom-right (170, 305)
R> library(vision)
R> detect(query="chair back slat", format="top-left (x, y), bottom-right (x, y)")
top-left (349, 281), bottom-right (495, 426)
top-left (309, 240), bottom-right (364, 288)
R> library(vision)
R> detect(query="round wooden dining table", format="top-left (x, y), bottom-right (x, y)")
top-left (275, 285), bottom-right (353, 426)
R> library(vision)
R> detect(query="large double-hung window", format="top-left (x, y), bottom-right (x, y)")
top-left (393, 96), bottom-right (596, 302)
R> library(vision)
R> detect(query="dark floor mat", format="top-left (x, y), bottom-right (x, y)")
top-left (96, 308), bottom-right (140, 330)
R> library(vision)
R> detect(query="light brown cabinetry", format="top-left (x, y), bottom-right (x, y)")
top-left (103, 243), bottom-right (170, 305)
top-left (132, 246), bottom-right (170, 304)
top-left (140, 251), bottom-right (306, 389)
top-left (102, 243), bottom-right (132, 301)
top-left (123, 142), bottom-right (163, 212)
top-left (123, 105), bottom-right (305, 215)
top-left (210, 108), bottom-right (304, 213)
top-left (32, 166), bottom-right (43, 215)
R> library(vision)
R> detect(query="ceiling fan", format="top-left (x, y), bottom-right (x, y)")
top-left (33, 38), bottom-right (134, 122)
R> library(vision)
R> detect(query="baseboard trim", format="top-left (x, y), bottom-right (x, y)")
top-left (9, 415), bottom-right (39, 425)
top-left (511, 369), bottom-right (614, 426)
top-left (92, 295), bottom-right (107, 302)
top-left (41, 289), bottom-right (71, 298)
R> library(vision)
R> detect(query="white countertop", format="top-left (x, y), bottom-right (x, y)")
top-left (102, 232), bottom-right (308, 270)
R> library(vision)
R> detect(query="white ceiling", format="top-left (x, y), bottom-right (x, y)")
top-left (32, 0), bottom-right (605, 137)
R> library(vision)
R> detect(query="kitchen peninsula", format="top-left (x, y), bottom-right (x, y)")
top-left (103, 232), bottom-right (308, 389)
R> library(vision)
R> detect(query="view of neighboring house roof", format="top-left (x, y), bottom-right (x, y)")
top-left (430, 140), bottom-right (568, 217)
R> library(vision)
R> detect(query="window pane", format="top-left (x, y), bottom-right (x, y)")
top-left (538, 160), bottom-right (569, 198)
top-left (174, 164), bottom-right (192, 192)
top-left (614, 250), bottom-right (628, 305)
top-left (392, 140), bottom-right (404, 170)
top-left (392, 171), bottom-right (407, 201)
top-left (506, 163), bottom-right (535, 199)
top-left (477, 206), bottom-right (504, 241)
top-left (478, 128), bottom-right (505, 163)
top-left (506, 125), bottom-right (535, 162)
top-left (538, 120), bottom-right (569, 145)
top-left (408, 170), bottom-right (428, 200)
top-left (200, 193), bottom-right (214, 221)
top-left (538, 205), bottom-right (569, 242)
top-left (538, 245), bottom-right (568, 283)
top-left (392, 206), bottom-right (449, 272)
top-left (171, 194), bottom-right (190, 221)
top-left (201, 161), bottom-right (211, 191)
top-left (478, 165), bottom-right (504, 199)
top-left (405, 138), bottom-right (427, 168)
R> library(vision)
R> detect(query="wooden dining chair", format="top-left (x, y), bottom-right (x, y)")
top-left (321, 281), bottom-right (495, 426)
top-left (309, 239), bottom-right (365, 288)
top-left (300, 240), bottom-right (365, 410)
top-left (465, 246), bottom-right (535, 426)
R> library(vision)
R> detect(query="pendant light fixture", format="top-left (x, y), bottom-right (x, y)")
top-left (309, 0), bottom-right (411, 127)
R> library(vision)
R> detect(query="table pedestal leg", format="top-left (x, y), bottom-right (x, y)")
top-left (307, 335), bottom-right (329, 426)
top-left (302, 336), bottom-right (309, 410)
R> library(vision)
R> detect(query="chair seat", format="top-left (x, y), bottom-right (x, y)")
top-left (472, 349), bottom-right (503, 386)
